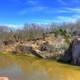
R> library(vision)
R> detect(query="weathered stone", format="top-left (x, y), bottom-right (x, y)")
top-left (59, 38), bottom-right (80, 66)
top-left (3, 40), bottom-right (14, 46)
top-left (40, 42), bottom-right (49, 51)
top-left (15, 45), bottom-right (32, 54)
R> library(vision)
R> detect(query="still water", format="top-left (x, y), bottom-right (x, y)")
top-left (0, 55), bottom-right (80, 80)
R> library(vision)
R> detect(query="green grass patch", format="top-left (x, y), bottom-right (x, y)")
top-left (0, 52), bottom-right (10, 55)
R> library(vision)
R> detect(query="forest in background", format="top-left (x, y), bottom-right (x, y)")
top-left (1, 19), bottom-right (80, 42)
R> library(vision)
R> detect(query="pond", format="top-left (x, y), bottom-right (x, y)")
top-left (0, 55), bottom-right (80, 80)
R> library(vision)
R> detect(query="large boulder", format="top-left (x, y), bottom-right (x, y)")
top-left (71, 39), bottom-right (80, 65)
top-left (59, 38), bottom-right (80, 66)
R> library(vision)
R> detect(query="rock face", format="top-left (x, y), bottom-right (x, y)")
top-left (71, 39), bottom-right (80, 65)
top-left (3, 40), bottom-right (14, 46)
top-left (40, 42), bottom-right (49, 51)
top-left (15, 45), bottom-right (33, 54)
top-left (13, 45), bottom-right (43, 58)
top-left (60, 38), bottom-right (80, 66)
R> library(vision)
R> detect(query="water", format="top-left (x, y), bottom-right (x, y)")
top-left (0, 55), bottom-right (80, 80)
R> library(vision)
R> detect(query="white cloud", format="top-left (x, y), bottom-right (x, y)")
top-left (71, 0), bottom-right (80, 4)
top-left (57, 16), bottom-right (76, 22)
top-left (44, 8), bottom-right (68, 14)
top-left (8, 0), bottom-right (19, 2)
top-left (58, 0), bottom-right (67, 5)
top-left (8, 24), bottom-right (23, 28)
top-left (0, 24), bottom-right (24, 29)
top-left (56, 14), bottom-right (80, 23)
top-left (31, 6), bottom-right (47, 11)
top-left (58, 0), bottom-right (80, 5)
top-left (18, 6), bottom-right (48, 16)
top-left (27, 0), bottom-right (38, 5)
top-left (66, 8), bottom-right (80, 13)
top-left (46, 7), bottom-right (80, 14)
top-left (18, 9), bottom-right (27, 16)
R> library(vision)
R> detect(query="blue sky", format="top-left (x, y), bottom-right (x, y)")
top-left (0, 0), bottom-right (80, 27)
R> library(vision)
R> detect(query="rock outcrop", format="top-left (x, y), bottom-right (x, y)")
top-left (60, 38), bottom-right (80, 66)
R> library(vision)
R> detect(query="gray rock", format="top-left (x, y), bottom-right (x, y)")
top-left (60, 38), bottom-right (80, 66)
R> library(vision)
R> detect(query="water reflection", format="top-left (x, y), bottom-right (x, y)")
top-left (0, 55), bottom-right (80, 80)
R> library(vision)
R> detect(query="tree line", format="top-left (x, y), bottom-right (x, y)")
top-left (0, 19), bottom-right (80, 42)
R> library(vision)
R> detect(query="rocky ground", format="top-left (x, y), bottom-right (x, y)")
top-left (0, 33), bottom-right (70, 59)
